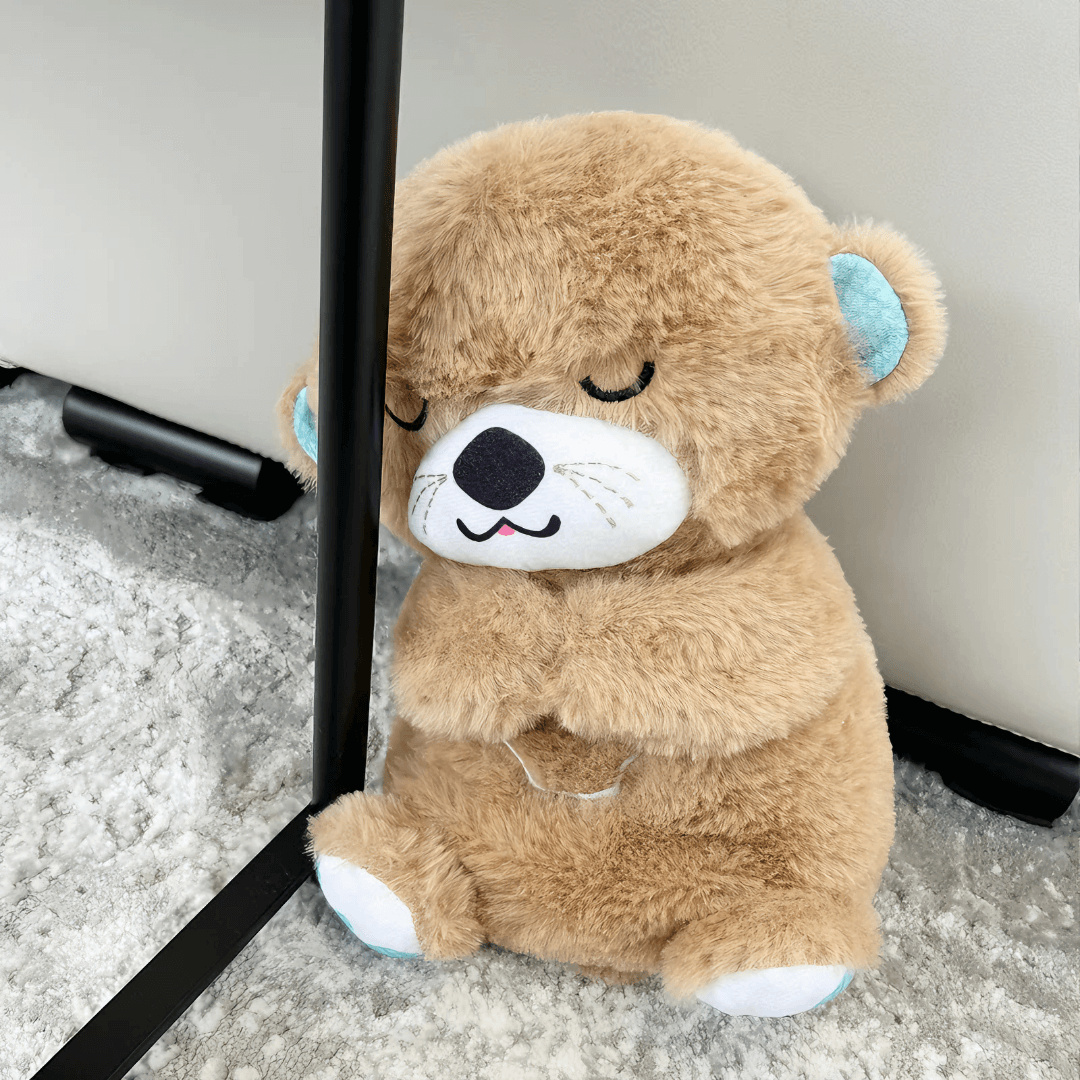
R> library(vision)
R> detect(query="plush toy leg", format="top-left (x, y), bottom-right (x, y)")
top-left (315, 854), bottom-right (423, 958)
top-left (308, 791), bottom-right (486, 960)
top-left (695, 964), bottom-right (854, 1017)
top-left (660, 889), bottom-right (877, 1016)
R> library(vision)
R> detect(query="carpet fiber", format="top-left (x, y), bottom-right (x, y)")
top-left (1, 373), bottom-right (1076, 1080)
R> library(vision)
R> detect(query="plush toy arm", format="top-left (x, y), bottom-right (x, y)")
top-left (392, 559), bottom-right (564, 743)
top-left (547, 516), bottom-right (863, 758)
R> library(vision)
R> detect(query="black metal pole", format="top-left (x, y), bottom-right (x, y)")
top-left (32, 810), bottom-right (314, 1080)
top-left (314, 0), bottom-right (404, 810)
top-left (31, 3), bottom-right (405, 1076)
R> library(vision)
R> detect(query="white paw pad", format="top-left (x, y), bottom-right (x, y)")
top-left (315, 854), bottom-right (423, 959)
top-left (697, 964), bottom-right (853, 1017)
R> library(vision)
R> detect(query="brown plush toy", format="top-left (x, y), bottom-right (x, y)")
top-left (277, 112), bottom-right (946, 1017)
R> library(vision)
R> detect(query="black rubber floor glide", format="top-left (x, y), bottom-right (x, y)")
top-left (885, 686), bottom-right (1079, 827)
top-left (0, 364), bottom-right (28, 390)
top-left (62, 385), bottom-right (303, 521)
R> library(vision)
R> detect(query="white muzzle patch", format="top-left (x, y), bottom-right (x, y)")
top-left (406, 403), bottom-right (691, 570)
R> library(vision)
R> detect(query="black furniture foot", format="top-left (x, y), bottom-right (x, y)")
top-left (62, 385), bottom-right (304, 521)
top-left (886, 686), bottom-right (1079, 827)
top-left (0, 364), bottom-right (28, 390)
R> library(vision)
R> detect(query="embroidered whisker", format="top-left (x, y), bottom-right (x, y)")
top-left (410, 476), bottom-right (446, 516)
top-left (411, 475), bottom-right (447, 534)
top-left (556, 467), bottom-right (635, 507)
top-left (553, 465), bottom-right (624, 528)
top-left (557, 461), bottom-right (641, 482)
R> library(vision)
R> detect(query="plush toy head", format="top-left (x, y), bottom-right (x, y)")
top-left (282, 113), bottom-right (945, 566)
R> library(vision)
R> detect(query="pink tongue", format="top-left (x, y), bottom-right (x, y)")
top-left (497, 525), bottom-right (516, 536)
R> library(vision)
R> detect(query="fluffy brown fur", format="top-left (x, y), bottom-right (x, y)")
top-left (283, 113), bottom-right (946, 997)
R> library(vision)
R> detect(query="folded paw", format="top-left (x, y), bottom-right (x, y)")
top-left (696, 964), bottom-right (853, 1017)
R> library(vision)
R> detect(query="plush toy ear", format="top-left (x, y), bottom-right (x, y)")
top-left (275, 346), bottom-right (320, 491)
top-left (293, 387), bottom-right (318, 462)
top-left (830, 223), bottom-right (947, 405)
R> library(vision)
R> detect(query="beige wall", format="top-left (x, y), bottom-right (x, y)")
top-left (0, 0), bottom-right (1076, 752)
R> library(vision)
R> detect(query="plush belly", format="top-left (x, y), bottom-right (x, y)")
top-left (382, 720), bottom-right (734, 971)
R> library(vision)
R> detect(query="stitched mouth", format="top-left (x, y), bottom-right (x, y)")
top-left (456, 514), bottom-right (561, 542)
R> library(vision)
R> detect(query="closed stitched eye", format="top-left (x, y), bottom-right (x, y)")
top-left (386, 399), bottom-right (428, 431)
top-left (579, 360), bottom-right (655, 402)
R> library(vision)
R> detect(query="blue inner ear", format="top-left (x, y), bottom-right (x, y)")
top-left (830, 253), bottom-right (908, 383)
top-left (293, 387), bottom-right (318, 462)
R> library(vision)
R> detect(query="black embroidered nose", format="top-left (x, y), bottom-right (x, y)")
top-left (452, 427), bottom-right (545, 511)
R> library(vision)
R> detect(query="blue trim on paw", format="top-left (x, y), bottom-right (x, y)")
top-left (293, 387), bottom-right (318, 462)
top-left (814, 969), bottom-right (854, 1008)
top-left (830, 253), bottom-right (908, 383)
top-left (364, 942), bottom-right (423, 959)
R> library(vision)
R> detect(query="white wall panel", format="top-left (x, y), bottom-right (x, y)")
top-left (0, 0), bottom-right (1075, 751)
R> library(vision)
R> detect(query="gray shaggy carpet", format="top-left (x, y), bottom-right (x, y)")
top-left (1, 373), bottom-right (1076, 1080)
